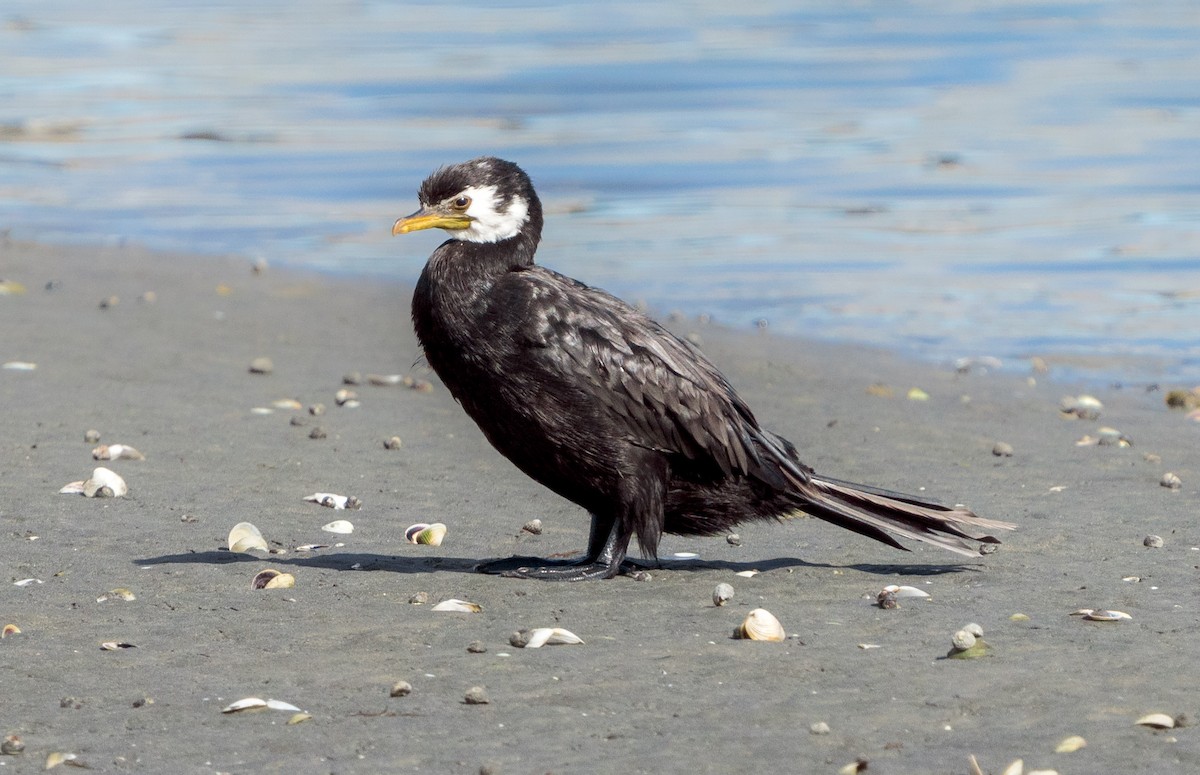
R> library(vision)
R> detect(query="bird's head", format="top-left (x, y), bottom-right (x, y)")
top-left (392, 157), bottom-right (542, 245)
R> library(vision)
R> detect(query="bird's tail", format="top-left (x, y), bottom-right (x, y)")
top-left (791, 472), bottom-right (1014, 557)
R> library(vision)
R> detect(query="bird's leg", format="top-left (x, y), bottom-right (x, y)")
top-left (475, 512), bottom-right (634, 581)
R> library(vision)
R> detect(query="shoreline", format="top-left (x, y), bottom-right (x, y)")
top-left (2, 239), bottom-right (1196, 774)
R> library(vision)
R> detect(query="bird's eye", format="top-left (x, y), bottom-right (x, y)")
top-left (452, 196), bottom-right (471, 210)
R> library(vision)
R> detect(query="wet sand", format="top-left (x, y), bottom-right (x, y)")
top-left (2, 240), bottom-right (1197, 774)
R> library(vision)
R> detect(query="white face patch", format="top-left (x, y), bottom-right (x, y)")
top-left (450, 185), bottom-right (530, 243)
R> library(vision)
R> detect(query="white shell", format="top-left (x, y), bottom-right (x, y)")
top-left (511, 627), bottom-right (584, 648)
top-left (1071, 608), bottom-right (1132, 621)
top-left (431, 598), bottom-right (481, 613)
top-left (222, 697), bottom-right (269, 713)
top-left (228, 522), bottom-right (269, 554)
top-left (265, 699), bottom-right (302, 712)
top-left (321, 519), bottom-right (354, 534)
top-left (880, 584), bottom-right (930, 599)
top-left (1135, 712), bottom-right (1176, 729)
top-left (405, 522), bottom-right (447, 546)
top-left (737, 608), bottom-right (785, 642)
top-left (713, 582), bottom-right (735, 606)
top-left (951, 630), bottom-right (977, 651)
top-left (304, 493), bottom-right (361, 510)
top-left (92, 443), bottom-right (145, 461)
top-left (1055, 735), bottom-right (1086, 753)
top-left (83, 467), bottom-right (128, 497)
top-left (734, 570), bottom-right (759, 578)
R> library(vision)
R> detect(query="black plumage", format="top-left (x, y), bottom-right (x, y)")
top-left (393, 157), bottom-right (1013, 581)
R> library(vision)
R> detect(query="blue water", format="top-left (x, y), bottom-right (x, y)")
top-left (2, 1), bottom-right (1199, 381)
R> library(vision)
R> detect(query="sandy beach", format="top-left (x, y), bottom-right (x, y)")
top-left (2, 239), bottom-right (1197, 774)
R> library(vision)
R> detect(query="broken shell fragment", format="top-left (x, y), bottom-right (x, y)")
top-left (367, 373), bottom-right (404, 386)
top-left (228, 522), bottom-right (269, 554)
top-left (2, 623), bottom-right (21, 638)
top-left (305, 493), bottom-right (362, 510)
top-left (44, 752), bottom-right (79, 770)
top-left (1144, 534), bottom-right (1164, 548)
top-left (252, 569), bottom-right (296, 589)
top-left (222, 697), bottom-right (268, 713)
top-left (880, 584), bottom-right (930, 600)
top-left (248, 357), bottom-right (274, 374)
top-left (406, 522), bottom-right (447, 546)
top-left (521, 518), bottom-right (543, 535)
top-left (713, 582), bottom-right (735, 606)
top-left (287, 712), bottom-right (313, 725)
top-left (100, 641), bottom-right (137, 650)
top-left (734, 569), bottom-right (759, 578)
top-left (61, 467), bottom-right (128, 498)
top-left (390, 680), bottom-right (413, 697)
top-left (91, 443), bottom-right (145, 461)
top-left (1060, 394), bottom-right (1102, 419)
top-left (948, 625), bottom-right (991, 659)
top-left (1071, 608), bottom-right (1132, 622)
top-left (431, 598), bottom-right (481, 613)
top-left (384, 436), bottom-right (403, 450)
top-left (321, 519), bottom-right (354, 535)
top-left (1135, 713), bottom-right (1176, 729)
top-left (1160, 472), bottom-right (1182, 490)
top-left (735, 608), bottom-right (785, 642)
top-left (97, 588), bottom-right (136, 603)
top-left (1, 734), bottom-right (23, 754)
top-left (510, 627), bottom-right (584, 648)
top-left (335, 388), bottom-right (359, 406)
top-left (1055, 734), bottom-right (1087, 753)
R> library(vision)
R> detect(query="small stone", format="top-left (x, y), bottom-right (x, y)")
top-left (521, 518), bottom-right (543, 535)
top-left (308, 403), bottom-right (326, 416)
top-left (1, 734), bottom-right (24, 755)
top-left (408, 591), bottom-right (429, 605)
top-left (99, 294), bottom-right (120, 309)
top-left (1144, 534), bottom-right (1164, 548)
top-left (1160, 472), bottom-right (1182, 490)
top-left (308, 426), bottom-right (327, 440)
top-left (84, 429), bottom-right (101, 443)
top-left (384, 436), bottom-right (403, 450)
top-left (389, 680), bottom-right (413, 698)
top-left (809, 721), bottom-right (831, 735)
top-left (248, 356), bottom-right (274, 375)
top-left (726, 533), bottom-right (742, 546)
top-left (712, 582), bottom-right (735, 606)
top-left (467, 640), bottom-right (487, 654)
top-left (463, 686), bottom-right (490, 705)
top-left (992, 441), bottom-right (1014, 457)
top-left (342, 372), bottom-right (362, 385)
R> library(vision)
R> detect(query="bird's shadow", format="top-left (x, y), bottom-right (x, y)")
top-left (133, 549), bottom-right (981, 578)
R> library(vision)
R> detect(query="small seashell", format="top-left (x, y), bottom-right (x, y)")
top-left (308, 426), bottom-right (327, 439)
top-left (305, 493), bottom-right (362, 510)
top-left (13, 578), bottom-right (42, 587)
top-left (265, 699), bottom-right (302, 712)
top-left (100, 641), bottom-right (137, 650)
top-left (84, 429), bottom-right (101, 443)
top-left (2, 623), bottom-right (21, 638)
top-left (294, 544), bottom-right (329, 552)
top-left (367, 373), bottom-right (404, 386)
top-left (1160, 472), bottom-right (1182, 490)
top-left (951, 630), bottom-right (977, 651)
top-left (992, 441), bottom-right (1014, 457)
top-left (735, 608), bottom-right (785, 642)
top-left (390, 680), bottom-right (413, 697)
top-left (734, 569), bottom-right (759, 578)
top-left (713, 582), bottom-right (735, 606)
top-left (1, 360), bottom-right (36, 370)
top-left (91, 443), bottom-right (145, 461)
top-left (1135, 712), bottom-right (1176, 729)
top-left (342, 372), bottom-right (362, 385)
top-left (809, 721), bottom-right (831, 735)
top-left (61, 467), bottom-right (129, 498)
top-left (408, 592), bottom-right (429, 605)
top-left (521, 518), bottom-right (543, 535)
top-left (286, 712), bottom-right (313, 725)
top-left (1, 734), bottom-right (24, 754)
top-left (963, 622), bottom-right (984, 638)
top-left (432, 598), bottom-right (481, 613)
top-left (671, 551), bottom-right (699, 560)
top-left (726, 532), bottom-right (742, 546)
top-left (272, 398), bottom-right (303, 410)
top-left (1055, 734), bottom-right (1087, 753)
top-left (947, 625), bottom-right (990, 659)
top-left (97, 588), bottom-right (136, 603)
top-left (1144, 534), bottom-right (1164, 548)
top-left (222, 697), bottom-right (268, 714)
top-left (880, 584), bottom-right (930, 600)
top-left (467, 640), bottom-right (487, 653)
top-left (248, 357), bottom-right (274, 375)
top-left (44, 752), bottom-right (79, 770)
top-left (463, 686), bottom-right (490, 705)
top-left (857, 643), bottom-right (882, 649)
top-left (510, 627), bottom-right (584, 649)
top-left (907, 387), bottom-right (929, 401)
top-left (252, 569), bottom-right (296, 590)
top-left (837, 758), bottom-right (869, 775)
top-left (0, 279), bottom-right (28, 295)
top-left (1000, 761), bottom-right (1024, 775)
top-left (1071, 608), bottom-right (1132, 622)
top-left (335, 388), bottom-right (359, 406)
top-left (1060, 394), bottom-right (1102, 419)
top-left (228, 522), bottom-right (269, 553)
top-left (384, 436), bottom-right (403, 450)
top-left (321, 519), bottom-right (354, 535)
top-left (1095, 426), bottom-right (1132, 447)
top-left (308, 403), bottom-right (326, 416)
top-left (406, 522), bottom-right (447, 546)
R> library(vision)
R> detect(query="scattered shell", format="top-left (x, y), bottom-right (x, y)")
top-left (521, 518), bottom-right (543, 535)
top-left (251, 569), bottom-right (296, 590)
top-left (84, 429), bottom-right (101, 443)
top-left (1144, 534), bottom-right (1164, 548)
top-left (321, 519), bottom-right (355, 535)
top-left (1055, 735), bottom-right (1087, 753)
top-left (713, 582), bottom-right (735, 606)
top-left (992, 441), bottom-right (1014, 457)
top-left (726, 532), bottom-right (742, 546)
top-left (308, 426), bottom-right (326, 439)
top-left (13, 578), bottom-right (42, 587)
top-left (509, 627), bottom-right (584, 648)
top-left (272, 398), bottom-right (303, 410)
top-left (228, 522), bottom-right (269, 553)
top-left (1071, 608), bottom-right (1132, 622)
top-left (305, 493), bottom-right (362, 510)
top-left (294, 543), bottom-right (330, 552)
top-left (384, 436), bottom-right (403, 450)
top-left (1010, 613), bottom-right (1029, 622)
top-left (98, 294), bottom-right (119, 309)
top-left (248, 357), bottom-right (274, 375)
top-left (99, 641), bottom-right (137, 650)
top-left (91, 443), bottom-right (145, 461)
top-left (1000, 761), bottom-right (1024, 775)
top-left (467, 640), bottom-right (488, 653)
top-left (734, 570), bottom-right (759, 578)
top-left (342, 372), bottom-right (362, 385)
top-left (335, 388), bottom-right (359, 406)
top-left (222, 697), bottom-right (268, 713)
top-left (951, 630), bottom-right (977, 651)
top-left (837, 758), bottom-right (869, 775)
top-left (963, 622), bottom-right (984, 637)
top-left (948, 625), bottom-right (990, 659)
top-left (97, 588), bottom-right (136, 603)
top-left (1, 734), bottom-right (23, 754)
top-left (463, 686), bottom-right (490, 705)
top-left (857, 643), bottom-right (882, 649)
top-left (367, 373), bottom-right (404, 386)
top-left (671, 551), bottom-right (700, 560)
top-left (408, 378), bottom-right (433, 392)
top-left (866, 383), bottom-right (894, 398)
top-left (0, 279), bottom-right (28, 295)
top-left (1060, 394), bottom-right (1102, 419)
top-left (61, 466), bottom-right (128, 498)
top-left (308, 403), bottom-right (326, 416)
top-left (809, 721), bottom-right (831, 735)
top-left (907, 387), bottom-right (929, 401)
top-left (1, 361), bottom-right (36, 370)
top-left (287, 712), bottom-right (313, 725)
top-left (265, 699), bottom-right (302, 712)
top-left (735, 608), bottom-right (785, 642)
top-left (880, 584), bottom-right (930, 601)
top-left (406, 522), bottom-right (447, 546)
top-left (2, 623), bottom-right (21, 638)
top-left (44, 752), bottom-right (79, 770)
top-left (408, 591), bottom-right (429, 605)
top-left (1165, 388), bottom-right (1200, 410)
top-left (1160, 472), bottom-right (1182, 490)
top-left (432, 598), bottom-right (481, 613)
top-left (1135, 713), bottom-right (1176, 729)
top-left (390, 680), bottom-right (413, 697)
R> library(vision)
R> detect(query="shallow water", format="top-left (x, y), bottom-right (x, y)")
top-left (2, 1), bottom-right (1199, 381)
